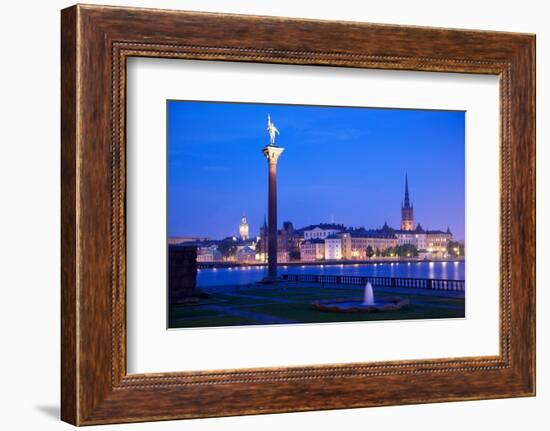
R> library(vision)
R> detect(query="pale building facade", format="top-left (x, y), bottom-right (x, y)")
top-left (303, 224), bottom-right (345, 240)
top-left (395, 225), bottom-right (452, 253)
top-left (425, 229), bottom-right (453, 252)
top-left (340, 230), bottom-right (398, 259)
top-left (300, 239), bottom-right (325, 261)
top-left (396, 228), bottom-right (427, 248)
top-left (324, 235), bottom-right (342, 260)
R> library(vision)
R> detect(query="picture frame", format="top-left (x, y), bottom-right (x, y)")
top-left (61, 4), bottom-right (535, 425)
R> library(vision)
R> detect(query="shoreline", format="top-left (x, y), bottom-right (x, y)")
top-left (197, 257), bottom-right (464, 270)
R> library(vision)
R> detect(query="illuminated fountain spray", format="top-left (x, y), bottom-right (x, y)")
top-left (363, 282), bottom-right (375, 306)
top-left (312, 280), bottom-right (408, 313)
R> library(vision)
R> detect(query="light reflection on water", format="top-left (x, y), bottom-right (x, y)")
top-left (197, 262), bottom-right (465, 287)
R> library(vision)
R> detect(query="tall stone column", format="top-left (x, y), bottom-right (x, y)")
top-left (262, 145), bottom-right (284, 280)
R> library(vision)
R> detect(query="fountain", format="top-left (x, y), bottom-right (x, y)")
top-left (363, 282), bottom-right (375, 306)
top-left (312, 281), bottom-right (408, 313)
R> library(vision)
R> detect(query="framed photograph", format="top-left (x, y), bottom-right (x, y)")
top-left (165, 101), bottom-right (465, 330)
top-left (61, 4), bottom-right (535, 425)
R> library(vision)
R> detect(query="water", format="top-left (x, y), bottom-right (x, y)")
top-left (363, 282), bottom-right (375, 306)
top-left (197, 261), bottom-right (465, 287)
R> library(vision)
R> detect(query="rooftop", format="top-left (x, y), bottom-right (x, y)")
top-left (297, 223), bottom-right (346, 233)
top-left (345, 228), bottom-right (397, 239)
top-left (302, 239), bottom-right (325, 245)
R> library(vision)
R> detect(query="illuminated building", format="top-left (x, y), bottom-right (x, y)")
top-left (239, 214), bottom-right (249, 240)
top-left (196, 245), bottom-right (223, 262)
top-left (340, 225), bottom-right (398, 260)
top-left (395, 224), bottom-right (452, 254)
top-left (324, 234), bottom-right (343, 260)
top-left (303, 223), bottom-right (345, 240)
top-left (236, 246), bottom-right (256, 263)
top-left (300, 239), bottom-right (325, 261)
top-left (258, 220), bottom-right (298, 262)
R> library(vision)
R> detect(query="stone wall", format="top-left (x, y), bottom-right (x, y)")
top-left (168, 245), bottom-right (199, 304)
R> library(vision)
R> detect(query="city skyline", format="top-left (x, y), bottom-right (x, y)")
top-left (168, 101), bottom-right (465, 241)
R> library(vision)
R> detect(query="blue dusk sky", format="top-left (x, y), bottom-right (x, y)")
top-left (167, 101), bottom-right (465, 241)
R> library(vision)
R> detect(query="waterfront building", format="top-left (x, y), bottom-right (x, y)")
top-left (324, 234), bottom-right (343, 260)
top-left (396, 223), bottom-right (426, 248)
top-left (300, 239), bottom-right (325, 261)
top-left (277, 251), bottom-right (289, 263)
top-left (278, 221), bottom-right (295, 254)
top-left (236, 246), bottom-right (256, 263)
top-left (258, 215), bottom-right (268, 259)
top-left (193, 236), bottom-right (259, 263)
top-left (289, 231), bottom-right (304, 260)
top-left (340, 226), bottom-right (398, 260)
top-left (239, 214), bottom-right (249, 240)
top-left (303, 223), bottom-right (345, 240)
top-left (196, 245), bottom-right (223, 262)
top-left (258, 219), bottom-right (300, 262)
top-left (425, 227), bottom-right (453, 253)
top-left (395, 223), bottom-right (452, 254)
top-left (401, 174), bottom-right (414, 231)
top-left (235, 240), bottom-right (257, 253)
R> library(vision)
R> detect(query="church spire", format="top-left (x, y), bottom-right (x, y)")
top-left (401, 173), bottom-right (414, 231)
top-left (403, 173), bottom-right (411, 209)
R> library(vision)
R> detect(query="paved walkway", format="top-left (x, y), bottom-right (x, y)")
top-left (172, 303), bottom-right (295, 325)
top-left (221, 291), bottom-right (293, 304)
top-left (200, 304), bottom-right (295, 324)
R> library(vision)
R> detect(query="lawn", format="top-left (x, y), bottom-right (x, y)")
top-left (168, 282), bottom-right (465, 329)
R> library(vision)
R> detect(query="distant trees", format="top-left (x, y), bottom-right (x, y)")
top-left (366, 245), bottom-right (375, 258)
top-left (380, 247), bottom-right (394, 257)
top-left (396, 244), bottom-right (419, 258)
top-left (374, 244), bottom-right (418, 258)
top-left (447, 241), bottom-right (465, 257)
